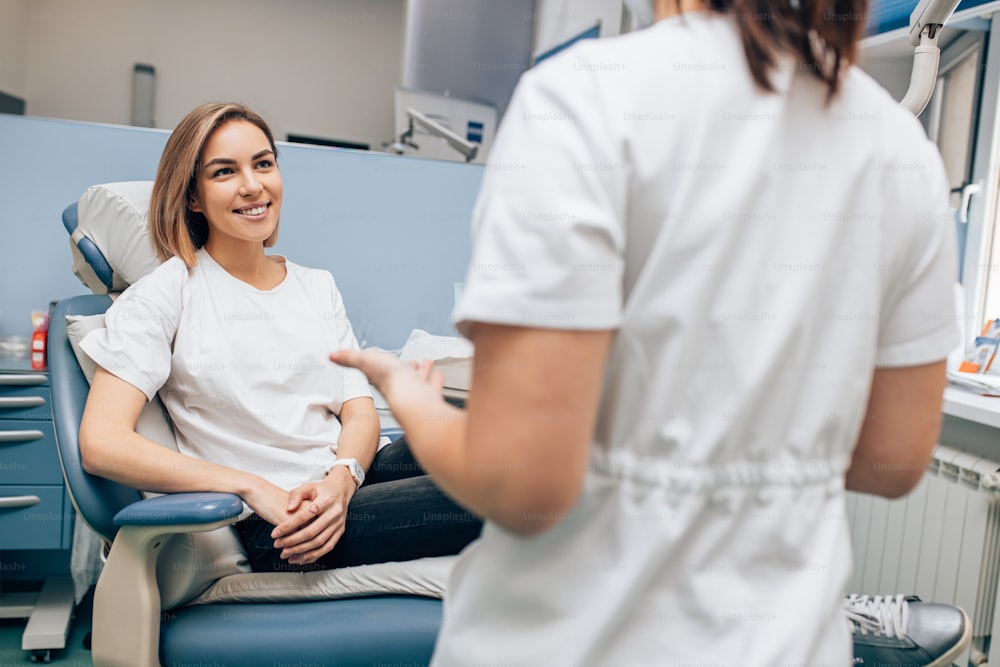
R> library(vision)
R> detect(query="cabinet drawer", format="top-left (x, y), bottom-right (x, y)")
top-left (0, 420), bottom-right (61, 484)
top-left (0, 485), bottom-right (65, 549)
top-left (0, 386), bottom-right (51, 421)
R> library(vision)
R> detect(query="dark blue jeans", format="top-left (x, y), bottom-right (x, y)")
top-left (234, 437), bottom-right (483, 572)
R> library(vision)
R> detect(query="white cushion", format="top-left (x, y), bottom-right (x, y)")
top-left (64, 313), bottom-right (453, 608)
top-left (192, 556), bottom-right (452, 605)
top-left (71, 181), bottom-right (161, 294)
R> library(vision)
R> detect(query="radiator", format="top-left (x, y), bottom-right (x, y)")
top-left (847, 445), bottom-right (1000, 663)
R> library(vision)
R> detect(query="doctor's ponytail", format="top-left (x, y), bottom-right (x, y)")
top-left (708, 0), bottom-right (867, 100)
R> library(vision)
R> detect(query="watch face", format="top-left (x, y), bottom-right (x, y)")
top-left (348, 460), bottom-right (364, 484)
top-left (328, 459), bottom-right (363, 485)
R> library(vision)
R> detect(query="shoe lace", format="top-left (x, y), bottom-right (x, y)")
top-left (844, 594), bottom-right (910, 639)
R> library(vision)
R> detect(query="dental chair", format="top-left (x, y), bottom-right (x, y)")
top-left (50, 182), bottom-right (451, 667)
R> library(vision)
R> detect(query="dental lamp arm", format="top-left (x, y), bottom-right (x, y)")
top-left (900, 0), bottom-right (962, 116)
top-left (909, 0), bottom-right (960, 46)
top-left (900, 31), bottom-right (943, 116)
top-left (405, 107), bottom-right (479, 162)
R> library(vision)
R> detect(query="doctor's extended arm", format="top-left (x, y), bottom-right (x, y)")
top-left (329, 56), bottom-right (626, 536)
top-left (331, 323), bottom-right (613, 536)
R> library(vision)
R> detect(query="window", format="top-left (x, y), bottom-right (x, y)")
top-left (950, 21), bottom-right (1000, 345)
top-left (924, 31), bottom-right (985, 286)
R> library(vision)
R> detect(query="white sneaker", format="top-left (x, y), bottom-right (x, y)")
top-left (846, 594), bottom-right (971, 667)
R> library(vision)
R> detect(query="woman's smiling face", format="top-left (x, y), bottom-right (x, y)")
top-left (190, 119), bottom-right (283, 250)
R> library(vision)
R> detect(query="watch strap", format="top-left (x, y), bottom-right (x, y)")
top-left (326, 458), bottom-right (364, 487)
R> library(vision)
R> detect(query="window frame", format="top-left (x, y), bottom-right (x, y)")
top-left (961, 16), bottom-right (1000, 344)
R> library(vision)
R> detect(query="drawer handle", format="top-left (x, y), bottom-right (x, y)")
top-left (0, 430), bottom-right (44, 443)
top-left (0, 496), bottom-right (41, 509)
top-left (0, 397), bottom-right (46, 410)
top-left (0, 374), bottom-right (46, 386)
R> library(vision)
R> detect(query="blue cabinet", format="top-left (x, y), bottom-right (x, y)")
top-left (0, 356), bottom-right (76, 660)
top-left (0, 363), bottom-right (72, 549)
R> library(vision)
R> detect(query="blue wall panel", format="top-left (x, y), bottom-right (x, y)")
top-left (0, 115), bottom-right (482, 349)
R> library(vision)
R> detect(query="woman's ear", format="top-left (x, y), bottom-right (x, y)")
top-left (188, 196), bottom-right (202, 213)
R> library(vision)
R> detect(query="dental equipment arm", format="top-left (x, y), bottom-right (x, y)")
top-left (900, 0), bottom-right (962, 115)
top-left (400, 107), bottom-right (479, 162)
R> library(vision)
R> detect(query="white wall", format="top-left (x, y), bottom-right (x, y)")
top-left (20, 0), bottom-right (405, 149)
top-left (532, 0), bottom-right (623, 58)
top-left (0, 0), bottom-right (27, 97)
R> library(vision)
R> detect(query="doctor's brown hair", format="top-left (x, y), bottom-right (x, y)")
top-left (149, 102), bottom-right (280, 268)
top-left (704, 0), bottom-right (867, 99)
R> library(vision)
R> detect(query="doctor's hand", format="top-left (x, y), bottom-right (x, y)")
top-left (329, 349), bottom-right (444, 408)
top-left (270, 470), bottom-right (357, 565)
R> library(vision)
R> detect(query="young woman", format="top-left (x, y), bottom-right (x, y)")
top-left (332, 0), bottom-right (959, 664)
top-left (78, 102), bottom-right (481, 572)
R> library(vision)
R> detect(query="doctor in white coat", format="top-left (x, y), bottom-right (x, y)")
top-left (332, 0), bottom-right (958, 663)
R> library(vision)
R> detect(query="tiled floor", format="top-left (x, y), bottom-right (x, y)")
top-left (0, 588), bottom-right (93, 666)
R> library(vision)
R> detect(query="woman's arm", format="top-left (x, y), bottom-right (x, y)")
top-left (846, 360), bottom-right (947, 498)
top-left (331, 323), bottom-right (613, 536)
top-left (330, 396), bottom-right (380, 471)
top-left (80, 366), bottom-right (299, 527)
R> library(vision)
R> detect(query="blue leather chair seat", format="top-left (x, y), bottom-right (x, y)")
top-left (161, 597), bottom-right (441, 666)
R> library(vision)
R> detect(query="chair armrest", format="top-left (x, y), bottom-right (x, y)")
top-left (113, 492), bottom-right (244, 527)
top-left (95, 492), bottom-right (246, 667)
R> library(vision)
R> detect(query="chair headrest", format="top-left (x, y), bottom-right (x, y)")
top-left (65, 181), bottom-right (162, 294)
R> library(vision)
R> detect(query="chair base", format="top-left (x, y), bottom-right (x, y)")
top-left (0, 576), bottom-right (75, 662)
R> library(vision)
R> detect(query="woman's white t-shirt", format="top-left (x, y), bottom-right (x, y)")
top-left (444, 12), bottom-right (958, 667)
top-left (81, 248), bottom-right (371, 491)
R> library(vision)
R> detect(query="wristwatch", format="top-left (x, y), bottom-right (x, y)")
top-left (326, 458), bottom-right (365, 488)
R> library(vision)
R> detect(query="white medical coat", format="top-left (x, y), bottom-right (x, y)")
top-left (442, 12), bottom-right (958, 667)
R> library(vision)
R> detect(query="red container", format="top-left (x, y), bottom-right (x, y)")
top-left (31, 330), bottom-right (47, 371)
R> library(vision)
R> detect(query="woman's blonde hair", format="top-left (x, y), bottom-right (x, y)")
top-left (149, 102), bottom-right (280, 268)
